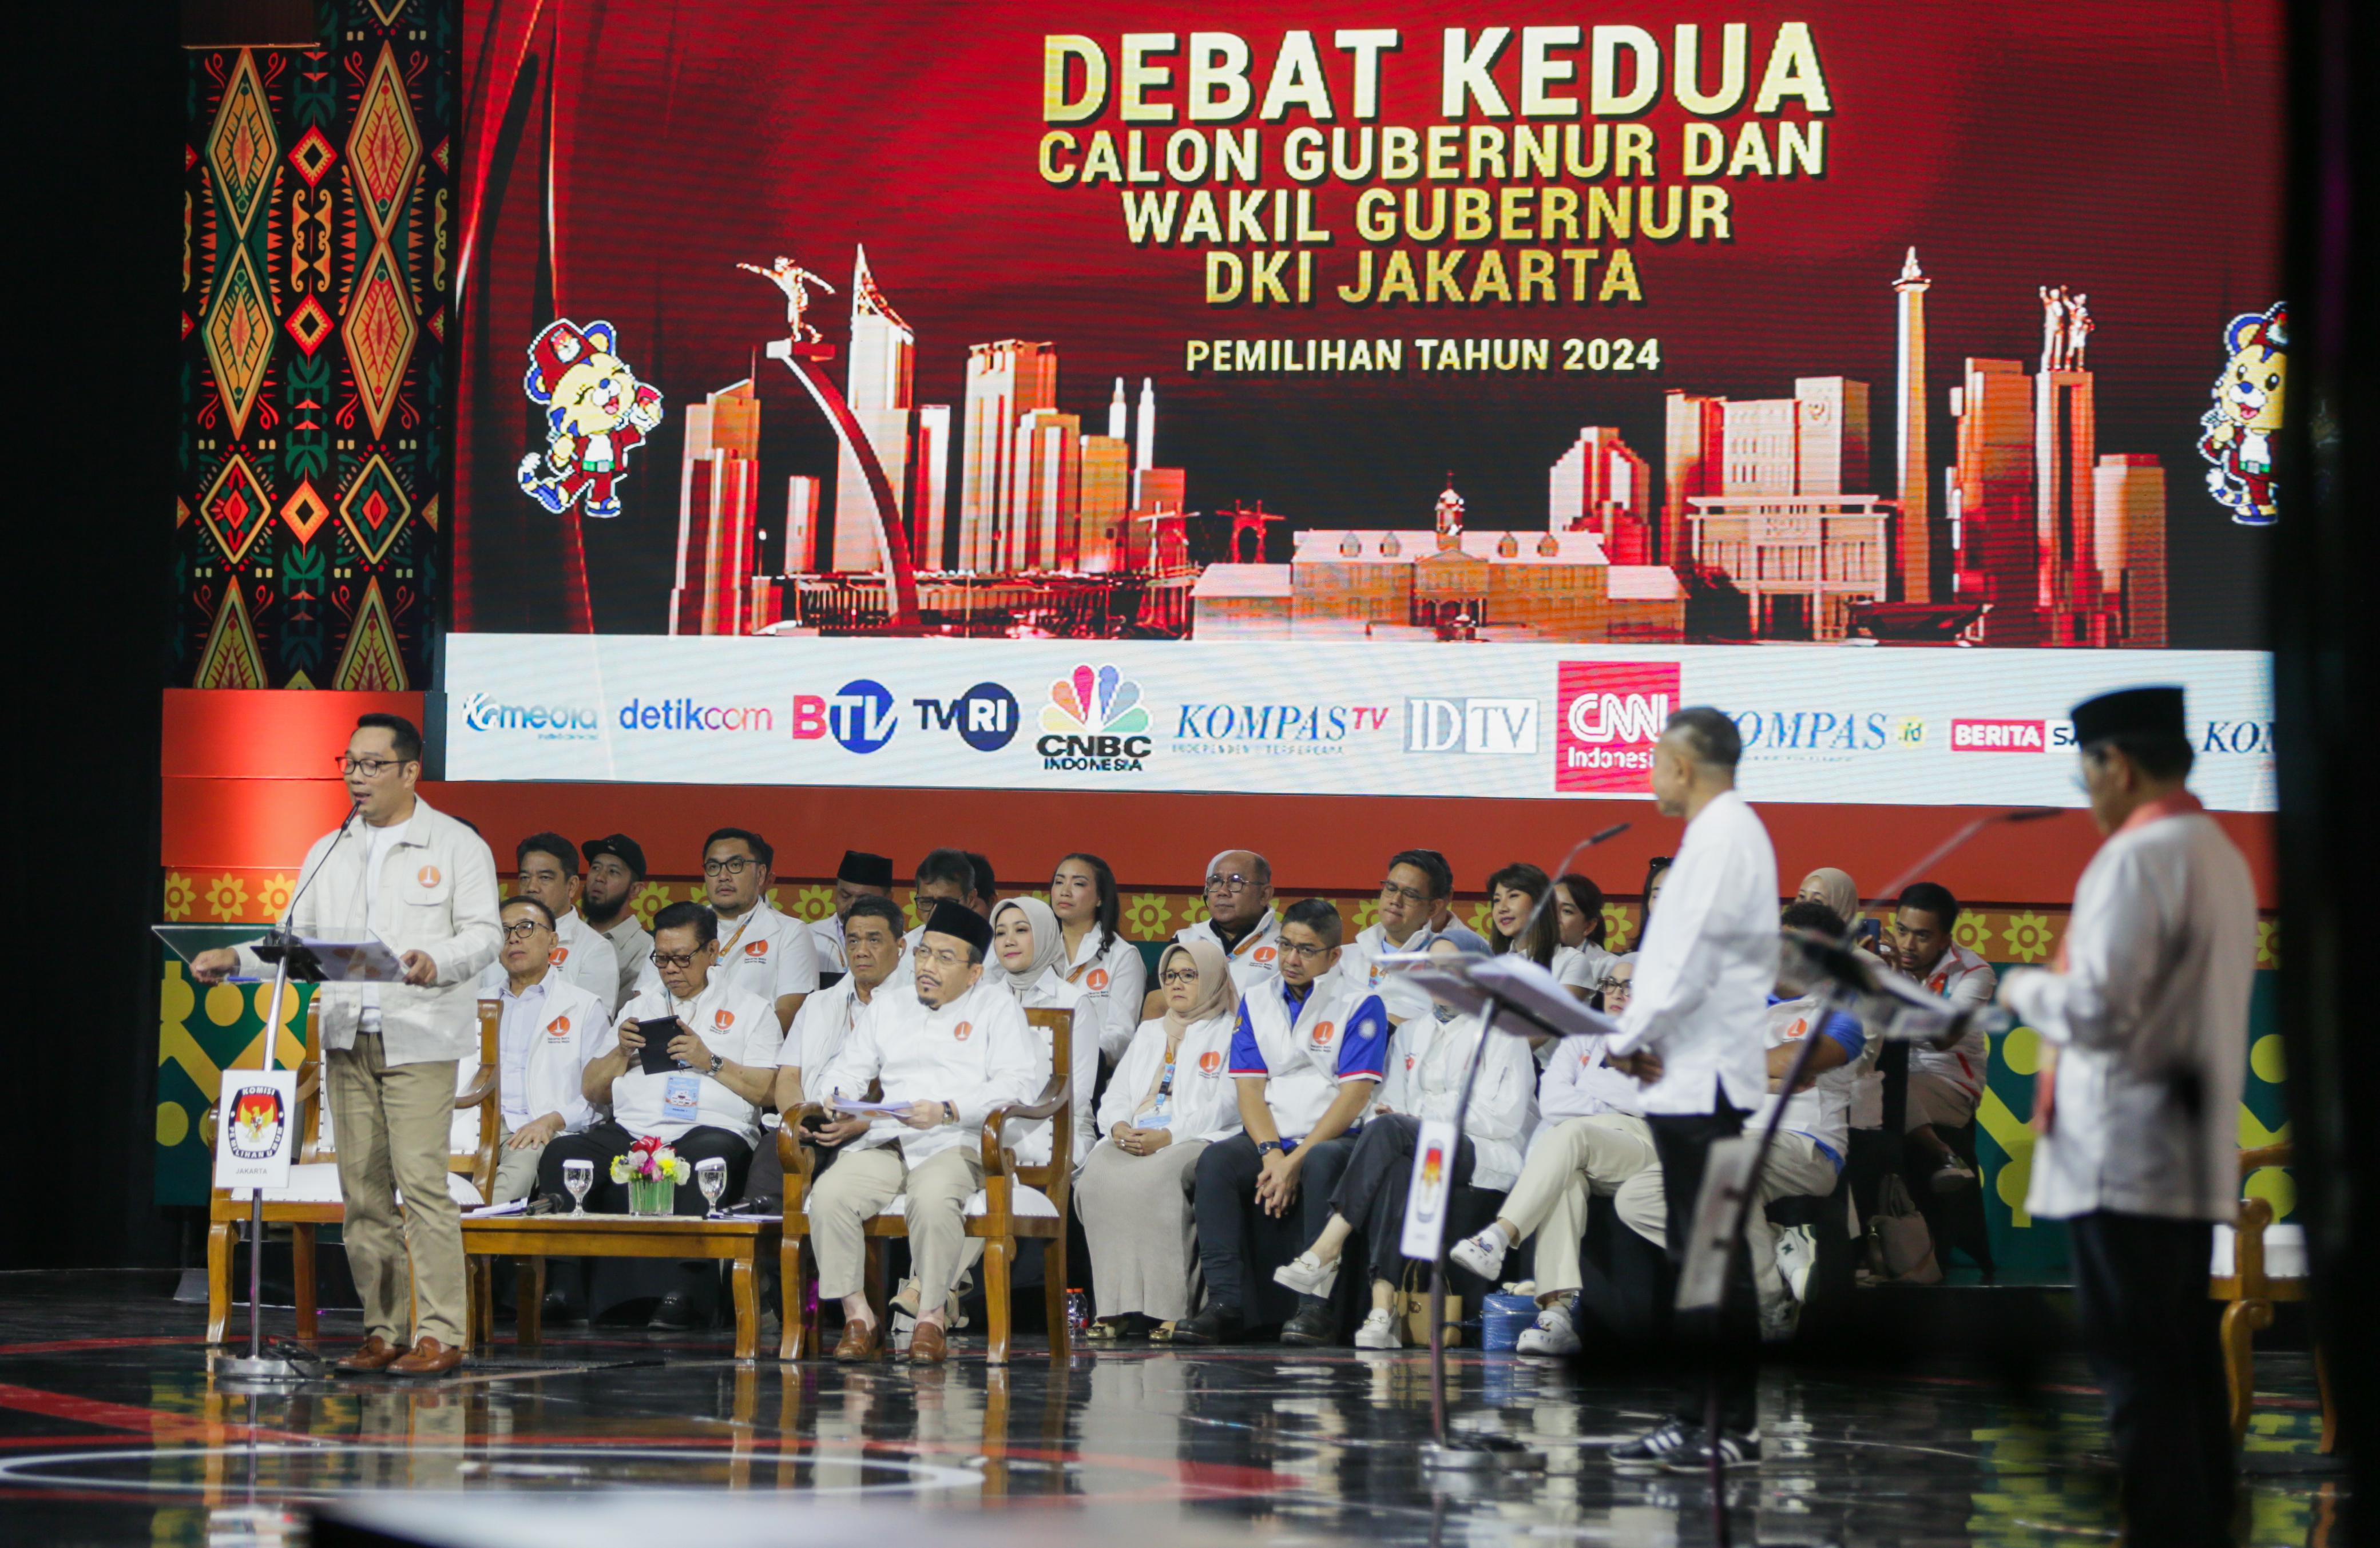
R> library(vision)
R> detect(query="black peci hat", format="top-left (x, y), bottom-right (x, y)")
top-left (837, 850), bottom-right (895, 888)
top-left (2069, 686), bottom-right (2186, 748)
top-left (921, 898), bottom-right (994, 956)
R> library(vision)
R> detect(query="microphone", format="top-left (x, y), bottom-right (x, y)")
top-left (1513, 821), bottom-right (1632, 954)
top-left (268, 799), bottom-right (360, 946)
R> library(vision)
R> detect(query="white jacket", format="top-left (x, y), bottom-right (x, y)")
top-left (1609, 790), bottom-right (1779, 1116)
top-left (1062, 928), bottom-right (1147, 1062)
top-left (1096, 1013), bottom-right (1244, 1146)
top-left (2004, 803), bottom-right (2255, 1222)
top-left (478, 907), bottom-right (625, 1015)
top-left (1378, 1011), bottom-right (1538, 1190)
top-left (1534, 1030), bottom-right (1647, 1133)
top-left (606, 977), bottom-right (784, 1146)
top-left (1177, 911), bottom-right (1283, 994)
top-left (1010, 969), bottom-right (1101, 1169)
top-left (233, 797), bottom-right (502, 1065)
top-left (1747, 993), bottom-right (1867, 1164)
top-left (814, 977), bottom-right (1047, 1166)
top-left (495, 972), bottom-right (609, 1134)
top-left (1906, 943), bottom-right (1999, 1094)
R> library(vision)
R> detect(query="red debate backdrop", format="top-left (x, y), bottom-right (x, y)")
top-left (453, 0), bottom-right (2283, 640)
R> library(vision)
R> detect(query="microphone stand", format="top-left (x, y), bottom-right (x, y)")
top-left (217, 801), bottom-right (356, 1384)
top-left (1401, 821), bottom-right (1631, 1471)
top-left (1681, 804), bottom-right (2057, 1540)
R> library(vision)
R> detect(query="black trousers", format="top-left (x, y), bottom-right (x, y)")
top-left (1193, 1130), bottom-right (1357, 1323)
top-left (1326, 1115), bottom-right (1483, 1287)
top-left (1648, 1100), bottom-right (1759, 1432)
top-left (537, 1121), bottom-right (755, 1217)
top-left (2068, 1211), bottom-right (2235, 1545)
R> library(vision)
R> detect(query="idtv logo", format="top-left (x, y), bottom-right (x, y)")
top-left (1554, 661), bottom-right (1679, 794)
top-left (790, 680), bottom-right (898, 753)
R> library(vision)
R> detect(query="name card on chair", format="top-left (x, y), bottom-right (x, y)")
top-left (215, 1069), bottom-right (300, 1189)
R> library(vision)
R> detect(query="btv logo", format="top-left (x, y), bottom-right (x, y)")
top-left (1555, 662), bottom-right (1677, 793)
top-left (790, 680), bottom-right (898, 753)
top-left (914, 681), bottom-right (1020, 752)
top-left (1406, 697), bottom-right (1538, 755)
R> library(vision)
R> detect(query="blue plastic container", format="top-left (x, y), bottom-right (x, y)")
top-left (1480, 1293), bottom-right (1537, 1351)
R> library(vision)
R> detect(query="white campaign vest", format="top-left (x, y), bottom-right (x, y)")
top-left (499, 974), bottom-right (609, 1133)
top-left (1239, 978), bottom-right (1373, 1139)
top-left (1750, 994), bottom-right (1858, 1160)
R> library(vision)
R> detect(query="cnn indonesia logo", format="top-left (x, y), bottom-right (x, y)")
top-left (1554, 662), bottom-right (1679, 793)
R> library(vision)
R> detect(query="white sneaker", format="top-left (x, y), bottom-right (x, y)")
top-left (1929, 1156), bottom-right (1978, 1193)
top-left (1774, 1224), bottom-right (1816, 1305)
top-left (1514, 1301), bottom-right (1580, 1356)
top-left (1272, 1252), bottom-right (1339, 1299)
top-left (1352, 1308), bottom-right (1402, 1349)
top-left (1449, 1225), bottom-right (1509, 1283)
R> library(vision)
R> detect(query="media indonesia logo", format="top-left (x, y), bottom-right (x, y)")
top-left (1038, 664), bottom-right (1152, 773)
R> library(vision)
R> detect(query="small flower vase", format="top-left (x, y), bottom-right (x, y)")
top-left (626, 1176), bottom-right (674, 1216)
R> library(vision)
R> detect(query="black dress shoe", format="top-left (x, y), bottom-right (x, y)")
top-left (1278, 1297), bottom-right (1338, 1347)
top-left (541, 1288), bottom-right (585, 1323)
top-left (1168, 1304), bottom-right (1243, 1346)
top-left (647, 1292), bottom-right (697, 1331)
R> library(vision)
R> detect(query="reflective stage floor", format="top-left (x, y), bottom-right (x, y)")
top-left (0, 1272), bottom-right (2343, 1547)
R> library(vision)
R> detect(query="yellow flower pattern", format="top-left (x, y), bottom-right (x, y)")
top-left (1953, 912), bottom-right (1993, 954)
top-left (2001, 911), bottom-right (2056, 964)
top-left (2255, 919), bottom-right (2279, 970)
top-left (1122, 894), bottom-right (1173, 939)
top-left (163, 871), bottom-right (198, 923)
top-left (789, 884), bottom-right (834, 923)
top-left (1600, 902), bottom-right (1635, 948)
top-left (630, 884), bottom-right (675, 929)
top-left (204, 875), bottom-right (250, 922)
top-left (256, 873), bottom-right (297, 917)
top-left (1351, 897), bottom-right (1381, 932)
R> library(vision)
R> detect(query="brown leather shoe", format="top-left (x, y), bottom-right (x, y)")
top-left (909, 1319), bottom-right (949, 1364)
top-left (388, 1335), bottom-right (463, 1377)
top-left (335, 1335), bottom-right (405, 1374)
top-left (832, 1317), bottom-right (881, 1363)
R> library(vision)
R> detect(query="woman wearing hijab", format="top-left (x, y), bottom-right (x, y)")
top-left (1074, 939), bottom-right (1244, 1340)
top-left (1795, 867), bottom-right (1862, 934)
top-left (989, 896), bottom-right (1103, 1170)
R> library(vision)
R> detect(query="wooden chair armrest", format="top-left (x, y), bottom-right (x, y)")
top-left (2239, 1141), bottom-right (2292, 1174)
top-left (776, 1104), bottom-right (824, 1209)
top-left (2234, 1195), bottom-right (2275, 1293)
top-left (293, 1068), bottom-right (322, 1104)
top-left (980, 1077), bottom-right (1071, 1175)
top-left (456, 1063), bottom-right (499, 1108)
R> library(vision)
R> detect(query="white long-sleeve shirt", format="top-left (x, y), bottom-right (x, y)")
top-left (1608, 789), bottom-right (1779, 1116)
top-left (1334, 919), bottom-right (1466, 1019)
top-left (1096, 1013), bottom-right (1243, 1146)
top-left (495, 972), bottom-right (607, 1134)
top-left (1534, 1031), bottom-right (1647, 1134)
top-left (1377, 1011), bottom-right (1538, 1190)
top-left (812, 977), bottom-right (1047, 1166)
top-left (1907, 943), bottom-right (1999, 1095)
top-left (478, 907), bottom-right (628, 1015)
top-left (605, 977), bottom-right (783, 1146)
top-left (1007, 969), bottom-right (1102, 1169)
top-left (1062, 928), bottom-right (1148, 1063)
top-left (2002, 798), bottom-right (2255, 1222)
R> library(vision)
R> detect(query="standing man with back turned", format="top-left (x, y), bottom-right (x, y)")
top-left (1601, 706), bottom-right (1778, 1472)
top-left (191, 713), bottom-right (501, 1376)
top-left (1998, 687), bottom-right (2254, 1548)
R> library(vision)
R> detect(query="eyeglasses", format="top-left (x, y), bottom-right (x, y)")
top-left (502, 919), bottom-right (550, 940)
top-left (1279, 939), bottom-right (1331, 961)
top-left (1159, 967), bottom-right (1200, 986)
top-left (1204, 872), bottom-right (1258, 894)
top-left (1599, 979), bottom-right (1634, 998)
top-left (1379, 880), bottom-right (1433, 906)
top-left (650, 950), bottom-right (707, 970)
top-left (333, 755), bottom-right (408, 777)
top-left (702, 856), bottom-right (757, 876)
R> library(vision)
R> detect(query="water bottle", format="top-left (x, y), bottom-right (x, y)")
top-left (1065, 1288), bottom-right (1091, 1341)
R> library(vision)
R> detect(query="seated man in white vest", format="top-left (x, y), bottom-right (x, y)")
top-left (1885, 882), bottom-right (2000, 1192)
top-left (1172, 898), bottom-right (1391, 1345)
top-left (488, 895), bottom-right (608, 1204)
top-left (1330, 848), bottom-right (1464, 1020)
top-left (478, 832), bottom-right (644, 1014)
top-left (804, 901), bottom-right (1045, 1365)
top-left (700, 826), bottom-right (819, 1035)
top-left (542, 901), bottom-right (782, 1330)
top-left (580, 833), bottom-right (654, 1011)
top-left (1611, 900), bottom-right (1869, 1340)
top-left (1142, 848), bottom-right (1283, 1020)
top-left (776, 895), bottom-right (907, 1120)
top-left (810, 851), bottom-right (895, 979)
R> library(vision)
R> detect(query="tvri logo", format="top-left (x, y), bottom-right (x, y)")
top-left (1405, 697), bottom-right (1539, 754)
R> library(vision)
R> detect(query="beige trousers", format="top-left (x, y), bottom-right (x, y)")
top-left (492, 1122), bottom-right (545, 1205)
top-left (1613, 1129), bottom-right (1841, 1315)
top-left (1499, 1113), bottom-right (1657, 1296)
top-left (1905, 1070), bottom-right (1981, 1132)
top-left (325, 1036), bottom-right (465, 1347)
top-left (809, 1144), bottom-right (984, 1307)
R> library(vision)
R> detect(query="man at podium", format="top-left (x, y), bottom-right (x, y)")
top-left (191, 713), bottom-right (501, 1377)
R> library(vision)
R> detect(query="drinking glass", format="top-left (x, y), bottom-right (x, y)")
top-left (696, 1156), bottom-right (728, 1218)
top-left (562, 1158), bottom-right (594, 1217)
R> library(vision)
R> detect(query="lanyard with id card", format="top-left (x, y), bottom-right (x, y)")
top-left (663, 1073), bottom-right (702, 1120)
top-left (1140, 1059), bottom-right (1177, 1128)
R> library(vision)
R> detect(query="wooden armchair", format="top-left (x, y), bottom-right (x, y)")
top-left (2209, 1140), bottom-right (2334, 1451)
top-left (203, 998), bottom-right (503, 1347)
top-left (777, 1006), bottom-right (1075, 1364)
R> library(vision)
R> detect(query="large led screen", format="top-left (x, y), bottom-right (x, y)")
top-left (448, 2), bottom-right (2283, 804)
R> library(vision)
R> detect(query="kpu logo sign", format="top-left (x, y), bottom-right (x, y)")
top-left (914, 681), bottom-right (1021, 752)
top-left (1406, 697), bottom-right (1538, 755)
top-left (1038, 664), bottom-right (1152, 773)
top-left (1554, 662), bottom-right (1678, 793)
top-left (791, 680), bottom-right (898, 753)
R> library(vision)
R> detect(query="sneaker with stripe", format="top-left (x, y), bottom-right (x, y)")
top-left (1606, 1418), bottom-right (1694, 1470)
top-left (1660, 1429), bottom-right (1763, 1472)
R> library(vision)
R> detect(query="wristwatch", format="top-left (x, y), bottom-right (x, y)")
top-left (706, 1053), bottom-right (726, 1077)
top-left (1256, 1140), bottom-right (1282, 1157)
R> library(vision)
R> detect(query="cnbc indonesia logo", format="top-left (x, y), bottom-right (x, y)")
top-left (1040, 664), bottom-right (1151, 773)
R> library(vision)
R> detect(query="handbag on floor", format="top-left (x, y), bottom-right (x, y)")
top-left (1865, 1173), bottom-right (1940, 1283)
